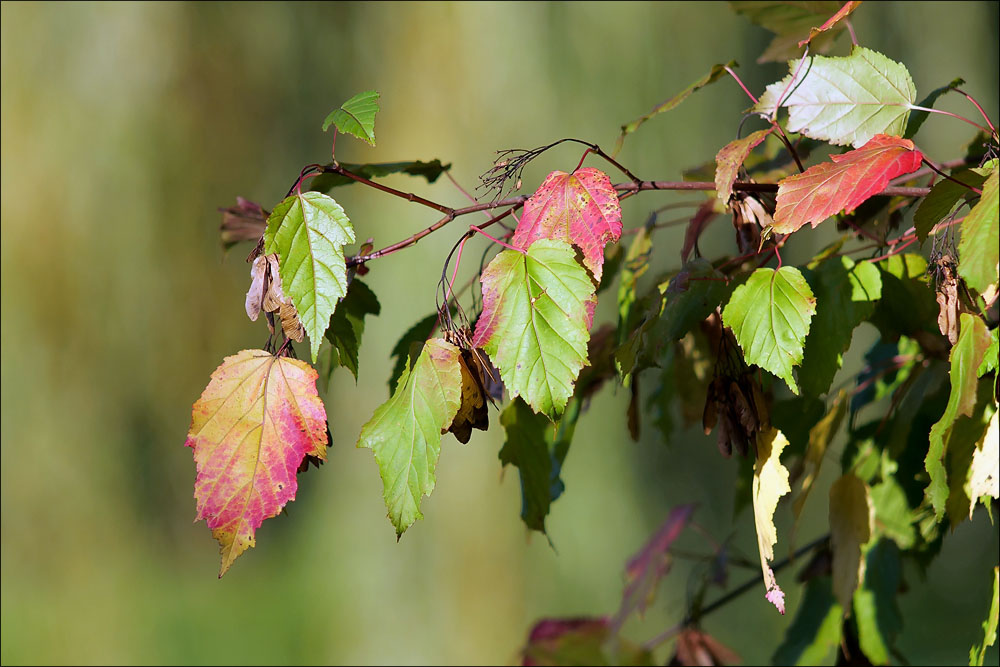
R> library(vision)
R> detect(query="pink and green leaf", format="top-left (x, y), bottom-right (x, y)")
top-left (512, 168), bottom-right (622, 281)
top-left (473, 239), bottom-right (595, 420)
top-left (186, 350), bottom-right (328, 577)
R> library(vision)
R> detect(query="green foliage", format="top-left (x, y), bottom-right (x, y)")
top-left (474, 239), bottom-right (595, 420)
top-left (723, 266), bottom-right (816, 394)
top-left (264, 190), bottom-right (356, 362)
top-left (357, 338), bottom-right (462, 536)
top-left (187, 9), bottom-right (1000, 663)
top-left (323, 90), bottom-right (380, 145)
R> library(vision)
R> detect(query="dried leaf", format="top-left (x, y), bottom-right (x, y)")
top-left (797, 1), bottom-right (862, 48)
top-left (965, 411), bottom-right (999, 517)
top-left (753, 428), bottom-right (791, 614)
top-left (715, 129), bottom-right (773, 205)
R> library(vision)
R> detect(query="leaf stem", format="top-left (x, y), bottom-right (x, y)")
top-left (921, 158), bottom-right (983, 195)
top-left (908, 105), bottom-right (993, 136)
top-left (953, 88), bottom-right (998, 137)
top-left (321, 164), bottom-right (455, 214)
top-left (724, 65), bottom-right (758, 105)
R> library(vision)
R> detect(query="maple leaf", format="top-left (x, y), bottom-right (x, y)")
top-left (357, 338), bottom-right (462, 536)
top-left (772, 135), bottom-right (923, 233)
top-left (511, 168), bottom-right (622, 281)
top-left (447, 347), bottom-right (490, 444)
top-left (185, 350), bottom-right (328, 576)
top-left (473, 239), bottom-right (595, 420)
top-left (753, 428), bottom-right (791, 614)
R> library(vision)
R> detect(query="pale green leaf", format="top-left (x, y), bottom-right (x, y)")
top-left (965, 410), bottom-right (999, 519)
top-left (357, 338), bottom-right (462, 536)
top-left (755, 47), bottom-right (916, 147)
top-left (323, 90), bottom-right (380, 145)
top-left (959, 166), bottom-right (999, 295)
top-left (926, 313), bottom-right (992, 519)
top-left (473, 239), bottom-right (595, 420)
top-left (264, 191), bottom-right (356, 362)
top-left (723, 266), bottom-right (816, 394)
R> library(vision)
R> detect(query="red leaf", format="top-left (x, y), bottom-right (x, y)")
top-left (185, 350), bottom-right (327, 576)
top-left (621, 504), bottom-right (696, 616)
top-left (772, 134), bottom-right (922, 233)
top-left (681, 199), bottom-right (720, 263)
top-left (512, 167), bottom-right (623, 281)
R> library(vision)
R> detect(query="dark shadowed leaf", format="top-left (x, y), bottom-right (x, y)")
top-left (308, 159), bottom-right (451, 193)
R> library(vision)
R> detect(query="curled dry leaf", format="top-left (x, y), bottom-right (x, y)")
top-left (220, 196), bottom-right (268, 249)
top-left (933, 254), bottom-right (972, 345)
top-left (671, 628), bottom-right (742, 666)
top-left (245, 254), bottom-right (305, 342)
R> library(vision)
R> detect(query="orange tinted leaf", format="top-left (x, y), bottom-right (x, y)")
top-left (185, 350), bottom-right (328, 576)
top-left (773, 135), bottom-right (923, 233)
top-left (715, 128), bottom-right (772, 205)
top-left (798, 1), bottom-right (862, 48)
top-left (512, 168), bottom-right (622, 281)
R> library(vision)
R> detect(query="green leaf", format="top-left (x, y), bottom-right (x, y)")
top-left (617, 61), bottom-right (735, 149)
top-left (905, 77), bottom-right (965, 139)
top-left (926, 314), bottom-right (992, 519)
top-left (979, 329), bottom-right (998, 378)
top-left (499, 399), bottom-right (567, 533)
top-left (773, 576), bottom-right (843, 665)
top-left (617, 223), bottom-right (654, 346)
top-left (870, 477), bottom-right (917, 549)
top-left (264, 191), bottom-right (356, 362)
top-left (869, 253), bottom-right (938, 341)
top-left (357, 338), bottom-right (462, 536)
top-left (323, 279), bottom-right (380, 381)
top-left (723, 266), bottom-right (816, 394)
top-left (913, 168), bottom-right (987, 242)
top-left (473, 240), bottom-right (595, 420)
top-left (800, 256), bottom-right (882, 396)
top-left (959, 165), bottom-right (999, 295)
top-left (308, 159), bottom-right (451, 193)
top-left (616, 260), bottom-right (730, 382)
top-left (970, 567), bottom-right (1000, 666)
top-left (388, 313), bottom-right (438, 392)
top-left (322, 90), bottom-right (380, 145)
top-left (755, 47), bottom-right (916, 147)
top-left (853, 540), bottom-right (903, 665)
top-left (730, 1), bottom-right (846, 63)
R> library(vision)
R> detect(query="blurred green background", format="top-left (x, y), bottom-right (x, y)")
top-left (2, 2), bottom-right (998, 664)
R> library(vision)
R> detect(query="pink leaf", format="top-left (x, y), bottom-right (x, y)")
top-left (512, 167), bottom-right (623, 281)
top-left (185, 350), bottom-right (327, 576)
top-left (772, 134), bottom-right (923, 233)
top-left (621, 504), bottom-right (696, 617)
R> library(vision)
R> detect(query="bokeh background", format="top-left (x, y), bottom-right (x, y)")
top-left (2, 2), bottom-right (998, 664)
